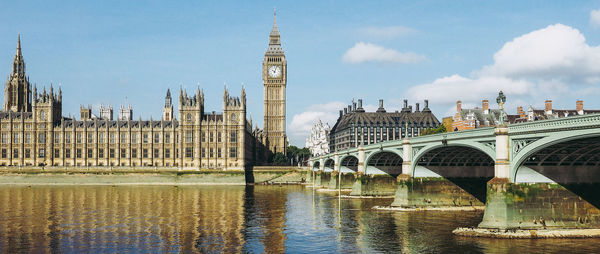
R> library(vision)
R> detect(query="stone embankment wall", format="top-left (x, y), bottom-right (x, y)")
top-left (0, 166), bottom-right (308, 185)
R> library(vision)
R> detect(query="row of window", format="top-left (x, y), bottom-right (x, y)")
top-left (1, 147), bottom-right (238, 159)
top-left (1, 131), bottom-right (239, 145)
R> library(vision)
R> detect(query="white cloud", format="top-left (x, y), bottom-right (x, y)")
top-left (591, 9), bottom-right (600, 28)
top-left (342, 42), bottom-right (426, 64)
top-left (357, 26), bottom-right (415, 39)
top-left (408, 75), bottom-right (534, 104)
top-left (408, 24), bottom-right (600, 114)
top-left (481, 24), bottom-right (600, 81)
top-left (289, 101), bottom-right (346, 145)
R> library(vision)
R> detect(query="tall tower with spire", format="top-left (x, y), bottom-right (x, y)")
top-left (262, 9), bottom-right (287, 155)
top-left (4, 34), bottom-right (32, 112)
top-left (163, 88), bottom-right (174, 121)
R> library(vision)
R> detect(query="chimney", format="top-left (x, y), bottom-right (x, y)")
top-left (576, 100), bottom-right (584, 115)
top-left (424, 100), bottom-right (429, 109)
top-left (377, 99), bottom-right (386, 113)
top-left (347, 105), bottom-right (352, 113)
top-left (353, 102), bottom-right (357, 111)
top-left (545, 100), bottom-right (552, 115)
top-left (482, 100), bottom-right (489, 114)
top-left (358, 99), bottom-right (363, 109)
top-left (343, 108), bottom-right (347, 114)
top-left (517, 106), bottom-right (525, 118)
top-left (339, 110), bottom-right (343, 118)
top-left (415, 103), bottom-right (420, 112)
top-left (456, 100), bottom-right (462, 112)
top-left (409, 105), bottom-right (412, 112)
top-left (403, 99), bottom-right (408, 109)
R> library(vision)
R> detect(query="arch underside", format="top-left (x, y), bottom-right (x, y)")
top-left (312, 161), bottom-right (320, 171)
top-left (416, 146), bottom-right (495, 203)
top-left (520, 136), bottom-right (600, 208)
top-left (324, 159), bottom-right (334, 172)
top-left (366, 152), bottom-right (402, 176)
top-left (340, 156), bottom-right (358, 173)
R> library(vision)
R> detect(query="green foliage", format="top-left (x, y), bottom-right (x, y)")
top-left (420, 124), bottom-right (448, 136)
top-left (272, 152), bottom-right (288, 166)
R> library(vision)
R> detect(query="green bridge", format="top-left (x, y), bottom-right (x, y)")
top-left (309, 113), bottom-right (600, 236)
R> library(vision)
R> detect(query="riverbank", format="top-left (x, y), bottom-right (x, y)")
top-left (453, 227), bottom-right (600, 238)
top-left (0, 167), bottom-right (307, 185)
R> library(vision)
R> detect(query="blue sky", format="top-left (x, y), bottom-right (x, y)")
top-left (1, 1), bottom-right (600, 146)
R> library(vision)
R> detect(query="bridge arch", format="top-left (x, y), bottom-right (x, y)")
top-left (323, 158), bottom-right (335, 172)
top-left (365, 150), bottom-right (403, 176)
top-left (512, 131), bottom-right (600, 182)
top-left (339, 154), bottom-right (359, 173)
top-left (412, 142), bottom-right (495, 203)
top-left (312, 161), bottom-right (320, 171)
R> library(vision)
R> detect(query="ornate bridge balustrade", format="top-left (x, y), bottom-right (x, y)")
top-left (309, 113), bottom-right (600, 233)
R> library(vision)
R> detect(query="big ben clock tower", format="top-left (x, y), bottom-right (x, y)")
top-left (263, 10), bottom-right (287, 155)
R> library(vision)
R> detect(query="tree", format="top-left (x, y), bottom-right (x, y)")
top-left (420, 124), bottom-right (447, 136)
top-left (272, 152), bottom-right (288, 166)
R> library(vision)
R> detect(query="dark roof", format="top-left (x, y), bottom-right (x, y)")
top-left (203, 113), bottom-right (223, 121)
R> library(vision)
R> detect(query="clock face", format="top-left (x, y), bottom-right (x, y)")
top-left (268, 65), bottom-right (281, 78)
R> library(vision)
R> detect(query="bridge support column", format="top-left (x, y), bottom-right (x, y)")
top-left (401, 138), bottom-right (412, 176)
top-left (328, 153), bottom-right (343, 189)
top-left (357, 146), bottom-right (365, 173)
top-left (494, 126), bottom-right (510, 179)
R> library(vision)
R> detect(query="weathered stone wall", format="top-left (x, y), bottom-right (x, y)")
top-left (327, 172), bottom-right (356, 189)
top-left (350, 174), bottom-right (397, 196)
top-left (479, 181), bottom-right (600, 229)
top-left (391, 177), bottom-right (483, 207)
top-left (0, 169), bottom-right (307, 185)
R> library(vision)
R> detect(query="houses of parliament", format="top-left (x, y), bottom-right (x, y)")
top-left (0, 15), bottom-right (287, 170)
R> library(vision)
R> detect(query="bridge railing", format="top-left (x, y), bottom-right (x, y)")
top-left (509, 113), bottom-right (600, 134)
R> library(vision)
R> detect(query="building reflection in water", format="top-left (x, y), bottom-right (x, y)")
top-left (0, 186), bottom-right (265, 253)
top-left (2, 185), bottom-right (597, 253)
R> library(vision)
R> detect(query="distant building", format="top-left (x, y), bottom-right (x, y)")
top-left (452, 99), bottom-right (600, 131)
top-left (0, 12), bottom-right (287, 169)
top-left (99, 105), bottom-right (113, 120)
top-left (452, 100), bottom-right (518, 131)
top-left (305, 120), bottom-right (330, 156)
top-left (118, 105), bottom-right (133, 121)
top-left (518, 100), bottom-right (600, 122)
top-left (329, 99), bottom-right (440, 152)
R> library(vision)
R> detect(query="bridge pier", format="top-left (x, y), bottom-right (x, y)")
top-left (328, 171), bottom-right (356, 189)
top-left (349, 173), bottom-right (397, 197)
top-left (477, 180), bottom-right (600, 230)
top-left (390, 175), bottom-right (484, 208)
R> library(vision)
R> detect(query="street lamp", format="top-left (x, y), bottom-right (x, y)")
top-left (496, 91), bottom-right (507, 125)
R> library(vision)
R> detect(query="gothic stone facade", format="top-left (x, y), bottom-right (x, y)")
top-left (0, 17), bottom-right (284, 169)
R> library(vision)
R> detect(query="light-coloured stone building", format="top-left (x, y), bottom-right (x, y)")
top-left (0, 14), bottom-right (286, 169)
top-left (306, 120), bottom-right (330, 156)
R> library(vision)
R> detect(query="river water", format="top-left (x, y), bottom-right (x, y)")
top-left (0, 185), bottom-right (599, 253)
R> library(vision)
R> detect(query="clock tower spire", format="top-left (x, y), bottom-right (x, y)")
top-left (262, 9), bottom-right (287, 156)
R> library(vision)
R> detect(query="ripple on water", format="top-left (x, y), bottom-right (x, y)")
top-left (0, 185), bottom-right (599, 253)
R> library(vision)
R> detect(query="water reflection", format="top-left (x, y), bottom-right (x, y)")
top-left (0, 185), bottom-right (600, 253)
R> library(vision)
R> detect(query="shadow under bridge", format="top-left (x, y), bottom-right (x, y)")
top-left (415, 145), bottom-right (495, 203)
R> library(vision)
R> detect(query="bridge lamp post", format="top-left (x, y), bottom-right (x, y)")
top-left (496, 91), bottom-right (507, 125)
